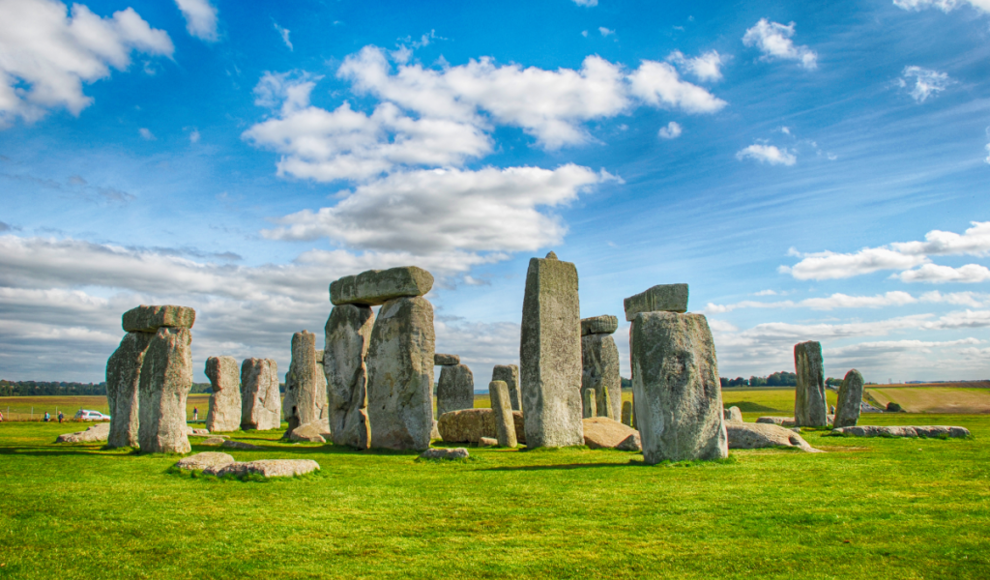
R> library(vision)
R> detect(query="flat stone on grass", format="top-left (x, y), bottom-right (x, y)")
top-left (222, 440), bottom-right (262, 450)
top-left (56, 423), bottom-right (110, 443)
top-left (831, 425), bottom-right (970, 438)
top-left (205, 459), bottom-right (320, 478)
top-left (174, 452), bottom-right (235, 471)
top-left (419, 448), bottom-right (470, 460)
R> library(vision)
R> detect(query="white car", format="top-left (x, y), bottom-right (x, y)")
top-left (74, 409), bottom-right (111, 421)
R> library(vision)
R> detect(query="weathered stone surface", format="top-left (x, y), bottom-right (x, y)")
top-left (240, 358), bottom-right (281, 431)
top-left (727, 423), bottom-right (821, 452)
top-left (832, 425), bottom-right (970, 438)
top-left (189, 428), bottom-right (209, 436)
top-left (205, 356), bottom-right (241, 433)
top-left (834, 369), bottom-right (864, 428)
top-left (478, 437), bottom-right (497, 447)
top-left (757, 416), bottom-right (797, 427)
top-left (222, 440), bottom-right (262, 450)
top-left (437, 408), bottom-right (526, 444)
top-left (420, 448), bottom-right (469, 460)
top-left (330, 266), bottom-right (434, 306)
top-left (794, 341), bottom-right (827, 427)
top-left (616, 433), bottom-right (642, 451)
top-left (201, 437), bottom-right (226, 446)
top-left (724, 406), bottom-right (743, 423)
top-left (287, 421), bottom-right (328, 443)
top-left (582, 388), bottom-right (596, 418)
top-left (437, 364), bottom-right (474, 417)
top-left (431, 420), bottom-right (440, 441)
top-left (56, 423), bottom-right (110, 443)
top-left (283, 331), bottom-right (329, 435)
top-left (581, 315), bottom-right (618, 336)
top-left (205, 459), bottom-right (320, 478)
top-left (520, 252), bottom-right (583, 448)
top-left (106, 331), bottom-right (152, 448)
top-left (122, 305), bottom-right (196, 333)
top-left (138, 327), bottom-right (193, 454)
top-left (434, 353), bottom-right (460, 366)
top-left (621, 400), bottom-right (632, 426)
top-left (489, 380), bottom-right (518, 448)
top-left (582, 417), bottom-right (639, 449)
top-left (366, 296), bottom-right (435, 450)
top-left (623, 284), bottom-right (688, 321)
top-left (174, 452), bottom-right (235, 471)
top-left (631, 311), bottom-right (727, 464)
top-left (324, 304), bottom-right (374, 450)
top-left (492, 365), bottom-right (520, 411)
top-left (581, 333), bottom-right (621, 420)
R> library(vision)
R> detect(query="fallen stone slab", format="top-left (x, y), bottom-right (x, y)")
top-left (420, 448), bottom-right (469, 460)
top-left (582, 417), bottom-right (640, 450)
top-left (174, 452), bottom-right (236, 471)
top-left (56, 423), bottom-right (110, 443)
top-left (478, 437), bottom-right (497, 447)
top-left (187, 427), bottom-right (210, 436)
top-left (581, 315), bottom-right (618, 336)
top-left (623, 284), bottom-right (688, 321)
top-left (616, 433), bottom-right (642, 452)
top-left (286, 421), bottom-right (328, 443)
top-left (205, 459), bottom-right (320, 478)
top-left (434, 353), bottom-right (460, 366)
top-left (122, 305), bottom-right (196, 333)
top-left (831, 425), bottom-right (971, 438)
top-left (437, 408), bottom-right (526, 444)
top-left (757, 416), bottom-right (797, 427)
top-left (727, 423), bottom-right (822, 453)
top-left (222, 440), bottom-right (262, 450)
top-left (201, 437), bottom-right (227, 446)
top-left (330, 266), bottom-right (434, 306)
top-left (724, 406), bottom-right (743, 423)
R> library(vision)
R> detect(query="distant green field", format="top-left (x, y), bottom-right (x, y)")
top-left (1, 411), bottom-right (988, 578)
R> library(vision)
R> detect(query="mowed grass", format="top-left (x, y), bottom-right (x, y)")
top-left (1, 406), bottom-right (989, 578)
top-left (867, 387), bottom-right (990, 414)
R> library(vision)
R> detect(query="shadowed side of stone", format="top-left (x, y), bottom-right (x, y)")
top-left (283, 331), bottom-right (328, 436)
top-left (438, 408), bottom-right (526, 444)
top-left (489, 380), bottom-right (518, 448)
top-left (122, 305), bottom-right (196, 333)
top-left (794, 341), bottom-right (827, 427)
top-left (581, 333), bottom-right (621, 420)
top-left (206, 356), bottom-right (241, 433)
top-left (436, 363), bottom-right (474, 417)
top-left (138, 327), bottom-right (193, 454)
top-left (106, 331), bottom-right (152, 448)
top-left (582, 417), bottom-right (640, 450)
top-left (324, 304), bottom-right (374, 449)
top-left (330, 266), bottom-right (434, 306)
top-left (834, 369), bottom-right (864, 428)
top-left (723, 406), bottom-right (743, 423)
top-left (623, 284), bottom-right (688, 321)
top-left (492, 365), bottom-right (520, 411)
top-left (240, 358), bottom-right (280, 430)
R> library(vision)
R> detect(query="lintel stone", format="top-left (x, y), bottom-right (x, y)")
top-left (434, 353), bottom-right (460, 366)
top-left (122, 305), bottom-right (196, 333)
top-left (581, 315), bottom-right (618, 336)
top-left (330, 266), bottom-right (434, 306)
top-left (623, 284), bottom-right (688, 321)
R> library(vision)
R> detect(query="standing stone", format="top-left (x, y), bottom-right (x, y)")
top-left (631, 311), bottom-right (727, 464)
top-left (623, 284), bottom-right (688, 321)
top-left (366, 296), bottom-right (435, 450)
top-left (205, 356), bottom-right (241, 433)
top-left (240, 358), bottom-right (280, 430)
top-left (621, 400), bottom-right (632, 427)
top-left (282, 331), bottom-right (328, 434)
top-left (315, 350), bottom-right (330, 432)
top-left (106, 332), bottom-right (153, 448)
top-left (492, 365), bottom-right (521, 411)
top-left (489, 380), bottom-right (518, 448)
top-left (834, 369), bottom-right (864, 428)
top-left (794, 341), bottom-right (827, 427)
top-left (324, 304), bottom-right (374, 449)
top-left (437, 363), bottom-right (474, 417)
top-left (582, 388), bottom-right (597, 418)
top-left (138, 327), bottom-right (193, 454)
top-left (581, 332), bottom-right (622, 420)
top-left (520, 252), bottom-right (583, 448)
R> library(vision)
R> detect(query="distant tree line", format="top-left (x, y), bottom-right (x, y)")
top-left (0, 380), bottom-right (107, 397)
top-left (719, 372), bottom-right (847, 388)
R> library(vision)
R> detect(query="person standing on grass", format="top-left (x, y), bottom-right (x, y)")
top-left (193, 407), bottom-right (199, 421)
top-left (44, 412), bottom-right (50, 422)
top-left (58, 411), bottom-right (64, 424)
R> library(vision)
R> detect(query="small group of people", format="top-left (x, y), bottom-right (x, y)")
top-left (41, 412), bottom-right (64, 423)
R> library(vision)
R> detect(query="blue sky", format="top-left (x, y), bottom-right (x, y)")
top-left (2, 0), bottom-right (989, 386)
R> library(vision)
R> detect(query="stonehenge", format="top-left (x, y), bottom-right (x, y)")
top-left (491, 364), bottom-right (520, 411)
top-left (627, 286), bottom-right (727, 464)
top-left (520, 251), bottom-right (584, 448)
top-left (834, 369), bottom-right (864, 428)
top-left (581, 314), bottom-right (621, 420)
top-left (582, 388), bottom-right (596, 418)
top-left (205, 356), bottom-right (241, 433)
top-left (106, 331), bottom-right (153, 448)
top-left (282, 331), bottom-right (329, 436)
top-left (489, 380), bottom-right (518, 448)
top-left (794, 341), bottom-right (828, 427)
top-left (323, 304), bottom-right (374, 449)
top-left (137, 309), bottom-right (196, 454)
top-left (436, 356), bottom-right (475, 417)
top-left (240, 358), bottom-right (281, 431)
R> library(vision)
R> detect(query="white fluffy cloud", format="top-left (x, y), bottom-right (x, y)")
top-left (667, 50), bottom-right (726, 82)
top-left (893, 0), bottom-right (990, 14)
top-left (628, 61), bottom-right (727, 114)
top-left (658, 121), bottom-right (682, 139)
top-left (898, 66), bottom-right (951, 102)
top-left (735, 144), bottom-right (796, 165)
top-left (262, 164), bottom-right (615, 253)
top-left (274, 22), bottom-right (292, 51)
top-left (706, 290), bottom-right (990, 314)
top-left (742, 19), bottom-right (818, 70)
top-left (0, 0), bottom-right (173, 127)
top-left (782, 222), bottom-right (990, 281)
top-left (174, 0), bottom-right (218, 42)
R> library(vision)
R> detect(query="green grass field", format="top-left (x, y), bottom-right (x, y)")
top-left (1, 394), bottom-right (989, 579)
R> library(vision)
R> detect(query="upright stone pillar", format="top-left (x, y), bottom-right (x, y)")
top-left (489, 380), bottom-right (518, 448)
top-left (205, 356), bottom-right (241, 432)
top-left (436, 359), bottom-right (474, 417)
top-left (581, 315), bottom-right (622, 420)
top-left (834, 369), bottom-right (864, 428)
top-left (138, 324), bottom-right (195, 454)
top-left (492, 365), bottom-right (521, 411)
top-left (630, 308), bottom-right (726, 464)
top-left (794, 341), bottom-right (827, 427)
top-left (520, 251), bottom-right (583, 448)
top-left (240, 358), bottom-right (281, 430)
top-left (282, 331), bottom-right (328, 435)
top-left (324, 304), bottom-right (374, 449)
top-left (582, 388), bottom-right (597, 418)
top-left (621, 400), bottom-right (632, 427)
top-left (106, 331), bottom-right (153, 448)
